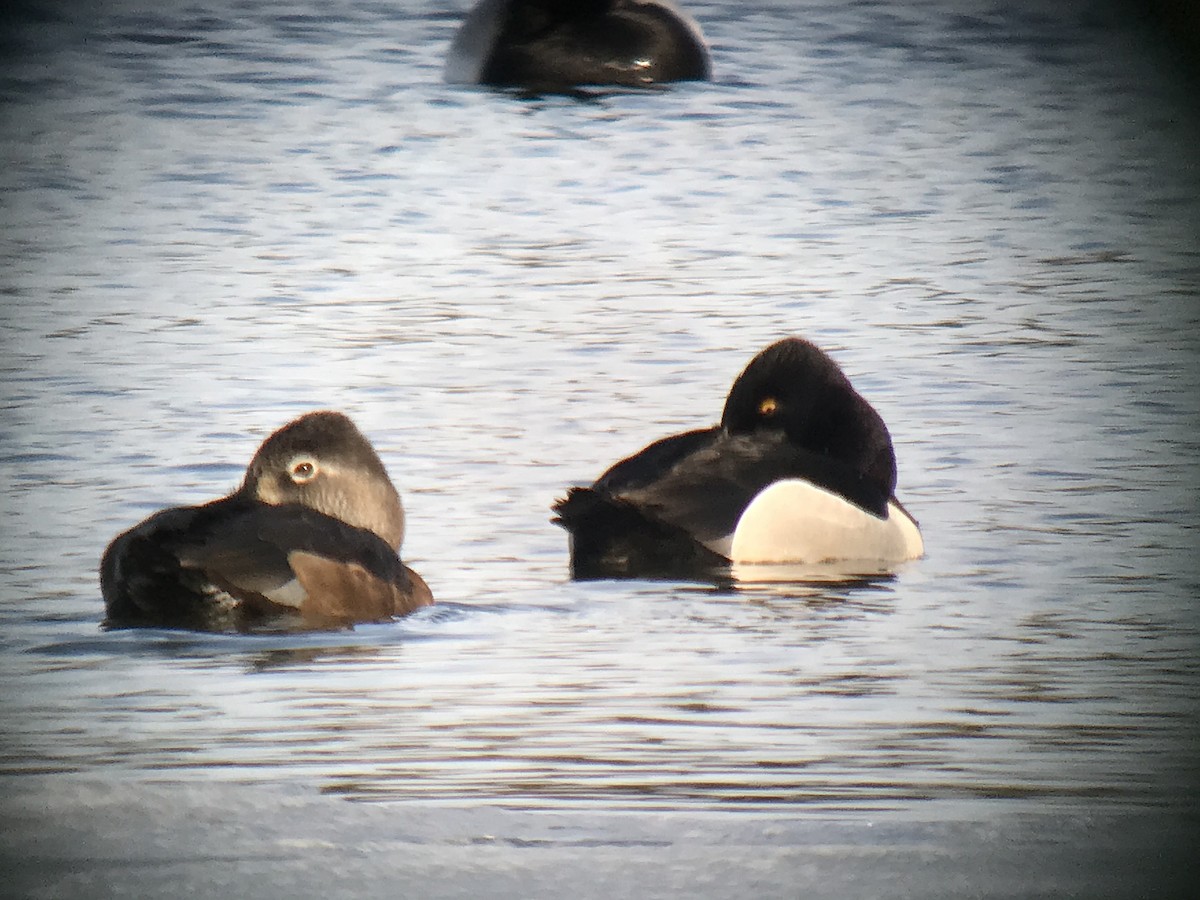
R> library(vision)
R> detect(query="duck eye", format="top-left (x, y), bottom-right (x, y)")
top-left (758, 397), bottom-right (778, 417)
top-left (289, 459), bottom-right (318, 484)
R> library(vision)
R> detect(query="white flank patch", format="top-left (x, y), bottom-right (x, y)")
top-left (713, 479), bottom-right (924, 564)
top-left (444, 0), bottom-right (507, 83)
top-left (262, 577), bottom-right (308, 609)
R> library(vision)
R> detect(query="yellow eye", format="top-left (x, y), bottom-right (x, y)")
top-left (758, 397), bottom-right (778, 416)
top-left (289, 459), bottom-right (318, 484)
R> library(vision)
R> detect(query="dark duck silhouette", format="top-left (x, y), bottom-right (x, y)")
top-left (101, 411), bottom-right (433, 631)
top-left (445, 0), bottom-right (711, 89)
top-left (553, 338), bottom-right (924, 579)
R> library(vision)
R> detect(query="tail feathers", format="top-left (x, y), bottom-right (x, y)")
top-left (553, 488), bottom-right (726, 580)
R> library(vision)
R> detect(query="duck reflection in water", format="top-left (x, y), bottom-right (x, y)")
top-left (554, 338), bottom-right (925, 581)
top-left (101, 411), bottom-right (432, 632)
top-left (445, 0), bottom-right (711, 89)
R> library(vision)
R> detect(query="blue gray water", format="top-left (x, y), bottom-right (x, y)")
top-left (1, 1), bottom-right (1198, 896)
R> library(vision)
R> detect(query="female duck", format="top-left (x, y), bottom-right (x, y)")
top-left (553, 338), bottom-right (924, 578)
top-left (445, 0), bottom-right (711, 88)
top-left (101, 411), bottom-right (433, 630)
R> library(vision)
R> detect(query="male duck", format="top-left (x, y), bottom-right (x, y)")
top-left (101, 411), bottom-right (433, 630)
top-left (445, 0), bottom-right (711, 88)
top-left (553, 338), bottom-right (924, 578)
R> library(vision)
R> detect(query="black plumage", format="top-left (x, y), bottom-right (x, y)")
top-left (447, 0), bottom-right (710, 89)
top-left (554, 338), bottom-right (912, 579)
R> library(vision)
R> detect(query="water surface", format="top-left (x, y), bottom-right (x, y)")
top-left (1, 1), bottom-right (1198, 896)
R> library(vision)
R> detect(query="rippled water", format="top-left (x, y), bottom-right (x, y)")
top-left (2, 0), bottom-right (1198, 895)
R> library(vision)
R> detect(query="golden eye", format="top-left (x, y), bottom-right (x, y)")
top-left (289, 459), bottom-right (318, 484)
top-left (758, 397), bottom-right (778, 416)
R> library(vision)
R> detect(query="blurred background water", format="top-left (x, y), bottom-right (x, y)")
top-left (1, 0), bottom-right (1198, 896)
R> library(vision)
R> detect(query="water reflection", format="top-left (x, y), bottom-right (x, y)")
top-left (728, 562), bottom-right (905, 588)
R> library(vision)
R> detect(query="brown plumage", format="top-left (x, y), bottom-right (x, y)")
top-left (101, 411), bottom-right (433, 631)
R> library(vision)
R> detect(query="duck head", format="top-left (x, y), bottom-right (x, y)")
top-left (719, 338), bottom-right (898, 498)
top-left (241, 411), bottom-right (406, 550)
